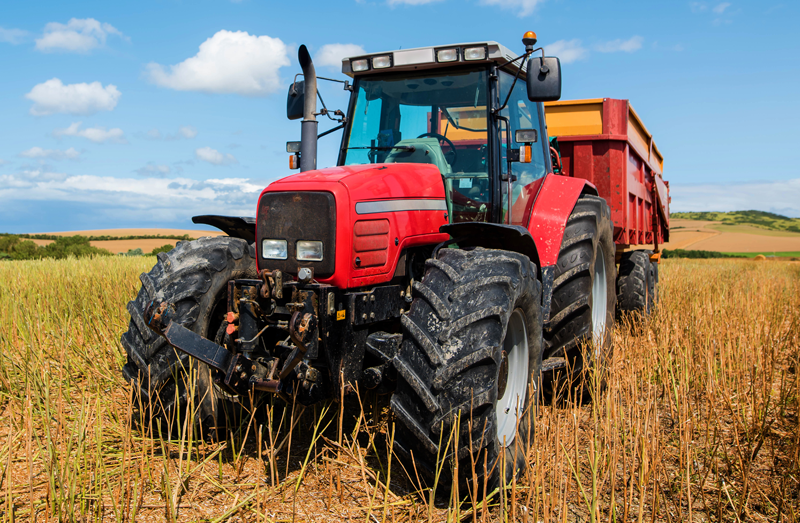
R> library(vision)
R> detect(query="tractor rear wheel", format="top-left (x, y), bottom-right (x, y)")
top-left (616, 250), bottom-right (654, 317)
top-left (542, 194), bottom-right (616, 400)
top-left (390, 248), bottom-right (543, 493)
top-left (120, 236), bottom-right (257, 438)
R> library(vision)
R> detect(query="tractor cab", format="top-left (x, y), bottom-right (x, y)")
top-left (289, 38), bottom-right (561, 226)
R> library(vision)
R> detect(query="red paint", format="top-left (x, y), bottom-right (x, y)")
top-left (525, 174), bottom-right (593, 267)
top-left (353, 219), bottom-right (390, 268)
top-left (554, 99), bottom-right (670, 249)
top-left (256, 163), bottom-right (449, 289)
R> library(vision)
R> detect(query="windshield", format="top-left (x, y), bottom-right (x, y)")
top-left (343, 68), bottom-right (491, 222)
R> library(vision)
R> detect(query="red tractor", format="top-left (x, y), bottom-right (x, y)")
top-left (122, 32), bottom-right (669, 490)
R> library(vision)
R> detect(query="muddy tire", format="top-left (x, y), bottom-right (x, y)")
top-left (120, 236), bottom-right (257, 437)
top-left (542, 194), bottom-right (616, 400)
top-left (390, 248), bottom-right (543, 494)
top-left (616, 250), bottom-right (654, 317)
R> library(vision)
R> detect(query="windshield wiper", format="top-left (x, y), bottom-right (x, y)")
top-left (346, 145), bottom-right (416, 152)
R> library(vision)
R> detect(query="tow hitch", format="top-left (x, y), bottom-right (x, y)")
top-left (144, 300), bottom-right (283, 396)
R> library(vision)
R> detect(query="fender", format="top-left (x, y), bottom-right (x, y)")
top-left (526, 173), bottom-right (597, 268)
top-left (525, 173), bottom-right (597, 320)
top-left (192, 215), bottom-right (256, 243)
top-left (439, 222), bottom-right (540, 276)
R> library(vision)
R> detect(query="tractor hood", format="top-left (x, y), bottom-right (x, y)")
top-left (269, 163), bottom-right (446, 201)
top-left (256, 162), bottom-right (449, 289)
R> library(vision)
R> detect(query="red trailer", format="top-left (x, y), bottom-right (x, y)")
top-left (545, 98), bottom-right (670, 255)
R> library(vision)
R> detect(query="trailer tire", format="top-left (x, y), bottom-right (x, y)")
top-left (616, 250), bottom-right (654, 318)
top-left (390, 248), bottom-right (543, 493)
top-left (650, 260), bottom-right (659, 307)
top-left (542, 194), bottom-right (616, 400)
top-left (120, 236), bottom-right (257, 438)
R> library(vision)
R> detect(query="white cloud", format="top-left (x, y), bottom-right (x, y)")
top-left (19, 147), bottom-right (81, 160)
top-left (196, 147), bottom-right (237, 166)
top-left (712, 2), bottom-right (731, 14)
top-left (690, 2), bottom-right (708, 13)
top-left (671, 178), bottom-right (800, 218)
top-left (25, 78), bottom-right (121, 116)
top-left (0, 27), bottom-right (28, 45)
top-left (544, 39), bottom-right (587, 64)
top-left (54, 122), bottom-right (127, 144)
top-left (595, 36), bottom-right (644, 53)
top-left (145, 30), bottom-right (290, 96)
top-left (315, 44), bottom-right (366, 68)
top-left (178, 126), bottom-right (197, 139)
top-left (134, 163), bottom-right (171, 177)
top-left (0, 172), bottom-right (264, 224)
top-left (142, 126), bottom-right (197, 141)
top-left (35, 18), bottom-right (125, 53)
top-left (479, 0), bottom-right (543, 17)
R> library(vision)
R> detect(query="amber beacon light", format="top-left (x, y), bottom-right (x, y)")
top-left (522, 31), bottom-right (538, 50)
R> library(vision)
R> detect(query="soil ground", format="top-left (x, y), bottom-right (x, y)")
top-left (663, 218), bottom-right (800, 253)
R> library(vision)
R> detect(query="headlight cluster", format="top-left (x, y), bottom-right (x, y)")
top-left (261, 239), bottom-right (323, 262)
top-left (350, 45), bottom-right (488, 74)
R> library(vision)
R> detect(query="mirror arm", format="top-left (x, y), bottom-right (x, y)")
top-left (530, 47), bottom-right (549, 74)
top-left (492, 52), bottom-right (530, 115)
top-left (303, 75), bottom-right (352, 91)
top-left (318, 124), bottom-right (344, 139)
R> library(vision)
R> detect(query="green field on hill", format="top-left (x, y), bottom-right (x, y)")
top-left (672, 210), bottom-right (800, 233)
top-left (723, 251), bottom-right (800, 258)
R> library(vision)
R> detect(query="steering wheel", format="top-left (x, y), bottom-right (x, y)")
top-left (417, 132), bottom-right (458, 167)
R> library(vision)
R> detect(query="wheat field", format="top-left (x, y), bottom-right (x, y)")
top-left (0, 256), bottom-right (798, 522)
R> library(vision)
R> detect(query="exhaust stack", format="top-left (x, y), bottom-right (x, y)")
top-left (298, 45), bottom-right (317, 172)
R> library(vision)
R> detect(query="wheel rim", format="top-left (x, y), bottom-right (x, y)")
top-left (592, 246), bottom-right (608, 342)
top-left (495, 309), bottom-right (529, 447)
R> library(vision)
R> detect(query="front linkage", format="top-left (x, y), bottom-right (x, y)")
top-left (143, 268), bottom-right (406, 405)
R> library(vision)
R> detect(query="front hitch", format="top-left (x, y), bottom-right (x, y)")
top-left (144, 300), bottom-right (273, 396)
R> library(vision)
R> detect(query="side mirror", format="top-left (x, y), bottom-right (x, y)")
top-left (527, 56), bottom-right (561, 102)
top-left (287, 80), bottom-right (305, 120)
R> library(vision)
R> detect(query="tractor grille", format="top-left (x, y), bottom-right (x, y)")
top-left (256, 191), bottom-right (336, 277)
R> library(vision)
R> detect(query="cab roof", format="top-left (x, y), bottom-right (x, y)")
top-left (341, 41), bottom-right (523, 78)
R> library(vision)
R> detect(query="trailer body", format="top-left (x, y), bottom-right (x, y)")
top-left (544, 98), bottom-right (670, 251)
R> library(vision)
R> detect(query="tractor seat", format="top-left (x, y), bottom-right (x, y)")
top-left (384, 138), bottom-right (451, 175)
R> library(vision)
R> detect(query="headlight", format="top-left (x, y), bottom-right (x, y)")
top-left (296, 240), bottom-right (323, 261)
top-left (436, 48), bottom-right (459, 63)
top-left (463, 46), bottom-right (487, 61)
top-left (351, 58), bottom-right (369, 72)
top-left (372, 55), bottom-right (392, 69)
top-left (261, 239), bottom-right (288, 260)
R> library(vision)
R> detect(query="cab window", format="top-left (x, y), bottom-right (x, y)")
top-left (498, 70), bottom-right (547, 224)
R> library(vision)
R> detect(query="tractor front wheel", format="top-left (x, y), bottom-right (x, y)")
top-left (390, 247), bottom-right (544, 493)
top-left (120, 236), bottom-right (257, 438)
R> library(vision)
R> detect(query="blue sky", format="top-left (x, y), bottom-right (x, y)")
top-left (1, 0), bottom-right (798, 233)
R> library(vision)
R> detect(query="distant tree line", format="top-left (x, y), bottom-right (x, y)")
top-left (17, 233), bottom-right (193, 241)
top-left (0, 234), bottom-right (176, 260)
top-left (662, 249), bottom-right (745, 259)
